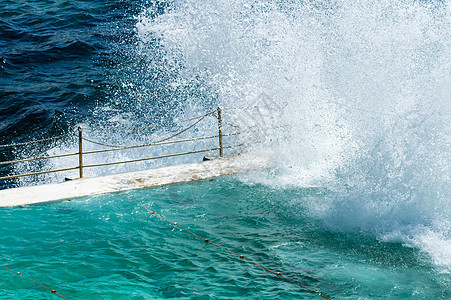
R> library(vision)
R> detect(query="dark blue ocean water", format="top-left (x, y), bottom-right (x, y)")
top-left (1, 0), bottom-right (140, 152)
top-left (0, 0), bottom-right (217, 188)
top-left (0, 0), bottom-right (155, 188)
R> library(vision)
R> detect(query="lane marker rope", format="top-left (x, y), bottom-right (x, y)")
top-left (118, 193), bottom-right (333, 299)
top-left (1, 266), bottom-right (70, 300)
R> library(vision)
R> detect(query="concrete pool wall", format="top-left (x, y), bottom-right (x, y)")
top-left (0, 154), bottom-right (271, 207)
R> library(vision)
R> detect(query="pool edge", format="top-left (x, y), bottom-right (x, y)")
top-left (0, 154), bottom-right (272, 207)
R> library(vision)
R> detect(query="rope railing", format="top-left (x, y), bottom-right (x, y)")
top-left (222, 120), bottom-right (240, 128)
top-left (16, 134), bottom-right (75, 161)
top-left (82, 110), bottom-right (216, 131)
top-left (0, 152), bottom-right (79, 166)
top-left (81, 135), bottom-right (221, 156)
top-left (0, 167), bottom-right (80, 181)
top-left (0, 133), bottom-right (72, 148)
top-left (83, 147), bottom-right (221, 169)
top-left (221, 106), bottom-right (247, 111)
top-left (0, 107), bottom-right (242, 182)
top-left (80, 112), bottom-right (213, 149)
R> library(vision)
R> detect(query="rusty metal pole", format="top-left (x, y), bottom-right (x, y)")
top-left (78, 127), bottom-right (83, 178)
top-left (217, 107), bottom-right (223, 158)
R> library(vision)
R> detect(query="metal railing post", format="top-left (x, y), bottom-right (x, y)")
top-left (78, 127), bottom-right (83, 178)
top-left (217, 107), bottom-right (223, 157)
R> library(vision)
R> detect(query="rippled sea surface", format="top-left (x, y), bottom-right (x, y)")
top-left (1, 0), bottom-right (126, 134)
top-left (1, 0), bottom-right (142, 182)
top-left (1, 177), bottom-right (449, 299)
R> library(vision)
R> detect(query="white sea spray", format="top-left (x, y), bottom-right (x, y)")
top-left (135, 0), bottom-right (451, 271)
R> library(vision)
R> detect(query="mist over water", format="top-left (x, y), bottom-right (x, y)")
top-left (136, 0), bottom-right (450, 271)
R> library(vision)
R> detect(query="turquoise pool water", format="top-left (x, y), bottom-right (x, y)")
top-left (1, 176), bottom-right (449, 299)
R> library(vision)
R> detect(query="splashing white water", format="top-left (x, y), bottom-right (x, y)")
top-left (135, 0), bottom-right (451, 271)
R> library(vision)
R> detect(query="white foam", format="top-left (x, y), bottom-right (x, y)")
top-left (134, 0), bottom-right (451, 270)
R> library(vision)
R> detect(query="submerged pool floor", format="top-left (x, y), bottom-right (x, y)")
top-left (0, 177), bottom-right (449, 299)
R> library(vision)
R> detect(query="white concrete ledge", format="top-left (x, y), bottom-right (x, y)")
top-left (0, 154), bottom-right (271, 207)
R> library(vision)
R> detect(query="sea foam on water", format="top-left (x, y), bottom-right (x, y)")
top-left (136, 0), bottom-right (450, 272)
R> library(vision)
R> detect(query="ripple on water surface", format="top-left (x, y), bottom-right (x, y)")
top-left (0, 177), bottom-right (449, 299)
